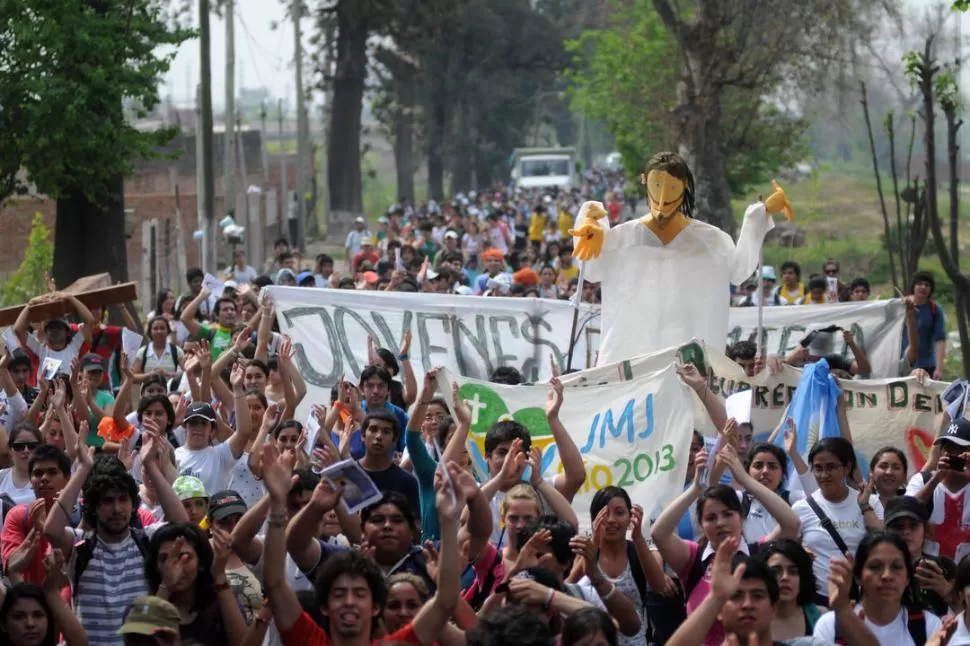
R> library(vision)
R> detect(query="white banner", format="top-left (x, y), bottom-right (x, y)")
top-left (561, 339), bottom-right (948, 479)
top-left (267, 287), bottom-right (907, 399)
top-left (435, 364), bottom-right (694, 531)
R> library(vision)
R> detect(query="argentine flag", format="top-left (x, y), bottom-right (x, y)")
top-left (775, 358), bottom-right (842, 460)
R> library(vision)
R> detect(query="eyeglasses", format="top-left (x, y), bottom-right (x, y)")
top-left (810, 463), bottom-right (844, 475)
top-left (11, 442), bottom-right (39, 452)
top-left (825, 269), bottom-right (838, 276)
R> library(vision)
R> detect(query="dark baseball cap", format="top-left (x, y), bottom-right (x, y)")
top-left (81, 353), bottom-right (105, 372)
top-left (184, 401), bottom-right (217, 423)
top-left (207, 490), bottom-right (248, 522)
top-left (935, 418), bottom-right (970, 448)
top-left (884, 496), bottom-right (929, 525)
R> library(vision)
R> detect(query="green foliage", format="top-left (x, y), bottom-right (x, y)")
top-left (2, 213), bottom-right (54, 306)
top-left (564, 0), bottom-right (808, 194)
top-left (0, 0), bottom-right (194, 204)
top-left (955, 0), bottom-right (970, 12)
top-left (563, 1), bottom-right (675, 178)
top-left (936, 68), bottom-right (960, 112)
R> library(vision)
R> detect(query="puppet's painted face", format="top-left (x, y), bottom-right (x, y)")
top-left (645, 169), bottom-right (687, 220)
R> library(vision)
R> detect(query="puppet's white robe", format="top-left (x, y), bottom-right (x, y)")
top-left (578, 203), bottom-right (773, 367)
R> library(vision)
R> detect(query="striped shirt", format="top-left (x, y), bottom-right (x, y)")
top-left (68, 525), bottom-right (160, 645)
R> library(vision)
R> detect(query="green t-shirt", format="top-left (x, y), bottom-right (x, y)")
top-left (200, 324), bottom-right (234, 359)
top-left (86, 389), bottom-right (115, 448)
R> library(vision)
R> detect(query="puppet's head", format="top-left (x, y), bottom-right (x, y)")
top-left (640, 152), bottom-right (695, 220)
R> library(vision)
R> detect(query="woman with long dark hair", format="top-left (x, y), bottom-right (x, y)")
top-left (813, 531), bottom-right (943, 644)
top-left (145, 522), bottom-right (247, 645)
top-left (0, 551), bottom-right (87, 646)
top-left (754, 539), bottom-right (821, 639)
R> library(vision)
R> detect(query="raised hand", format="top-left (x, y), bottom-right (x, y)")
top-left (261, 443), bottom-right (294, 502)
top-left (509, 528), bottom-right (550, 578)
top-left (233, 326), bottom-right (253, 352)
top-left (545, 377), bottom-right (564, 419)
top-left (528, 445), bottom-right (543, 487)
top-left (139, 425), bottom-right (158, 465)
top-left (434, 462), bottom-right (466, 523)
top-left (118, 440), bottom-right (135, 472)
top-left (499, 438), bottom-right (527, 487)
top-left (42, 548), bottom-right (68, 592)
top-left (8, 527), bottom-right (41, 576)
top-left (422, 540), bottom-right (440, 584)
top-left (210, 526), bottom-right (233, 577)
top-left (783, 417), bottom-right (797, 455)
top-left (420, 368), bottom-right (438, 403)
top-left (828, 555), bottom-right (854, 610)
top-left (630, 504), bottom-right (646, 539)
top-left (160, 537), bottom-right (191, 589)
top-left (278, 336), bottom-right (295, 364)
top-left (399, 329), bottom-right (412, 357)
top-left (710, 535), bottom-right (745, 602)
top-left (676, 363), bottom-right (707, 393)
top-left (261, 402), bottom-right (283, 431)
top-left (310, 476), bottom-right (343, 512)
top-left (228, 360), bottom-right (245, 391)
top-left (691, 449), bottom-right (709, 490)
top-left (451, 382), bottom-right (471, 427)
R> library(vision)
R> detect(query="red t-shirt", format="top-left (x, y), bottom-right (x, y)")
top-left (280, 612), bottom-right (421, 646)
top-left (83, 324), bottom-right (122, 387)
top-left (352, 251), bottom-right (381, 273)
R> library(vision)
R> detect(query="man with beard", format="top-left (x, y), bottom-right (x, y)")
top-left (44, 443), bottom-right (163, 646)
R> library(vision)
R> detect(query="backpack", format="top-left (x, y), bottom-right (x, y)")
top-left (835, 608), bottom-right (925, 645)
top-left (741, 490), bottom-right (790, 519)
top-left (466, 547), bottom-right (504, 611)
top-left (72, 527), bottom-right (150, 603)
top-left (137, 342), bottom-right (181, 373)
top-left (624, 539), bottom-right (648, 606)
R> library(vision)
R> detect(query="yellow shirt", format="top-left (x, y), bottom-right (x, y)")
top-left (557, 210), bottom-right (573, 238)
top-left (528, 212), bottom-right (548, 241)
top-left (558, 263), bottom-right (580, 287)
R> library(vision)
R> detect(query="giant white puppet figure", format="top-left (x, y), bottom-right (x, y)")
top-left (570, 151), bottom-right (793, 366)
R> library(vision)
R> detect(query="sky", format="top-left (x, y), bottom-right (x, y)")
top-left (163, 0), bottom-right (962, 115)
top-left (161, 0), bottom-right (309, 113)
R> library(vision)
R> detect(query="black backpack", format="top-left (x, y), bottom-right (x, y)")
top-left (72, 528), bottom-right (151, 603)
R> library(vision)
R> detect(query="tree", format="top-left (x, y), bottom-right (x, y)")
top-left (905, 37), bottom-right (970, 377)
top-left (0, 0), bottom-right (191, 287)
top-left (2, 213), bottom-right (54, 306)
top-left (566, 0), bottom-right (811, 225)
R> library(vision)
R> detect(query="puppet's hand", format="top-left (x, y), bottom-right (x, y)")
top-left (569, 220), bottom-right (604, 260)
top-left (568, 201), bottom-right (608, 261)
top-left (763, 180), bottom-right (794, 222)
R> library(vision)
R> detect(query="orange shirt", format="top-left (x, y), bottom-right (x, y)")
top-left (280, 612), bottom-right (421, 646)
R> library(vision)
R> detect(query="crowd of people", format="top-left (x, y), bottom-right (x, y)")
top-left (0, 170), bottom-right (960, 646)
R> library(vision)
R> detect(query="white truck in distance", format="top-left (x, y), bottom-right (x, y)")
top-left (511, 147), bottom-right (577, 192)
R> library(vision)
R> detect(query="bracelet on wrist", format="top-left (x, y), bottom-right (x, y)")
top-left (545, 588), bottom-right (556, 609)
top-left (398, 353), bottom-right (409, 361)
top-left (214, 579), bottom-right (230, 592)
top-left (602, 584), bottom-right (618, 601)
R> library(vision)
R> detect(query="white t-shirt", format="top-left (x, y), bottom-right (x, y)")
top-left (26, 331), bottom-right (85, 380)
top-left (174, 441), bottom-right (239, 495)
top-left (226, 265), bottom-right (259, 284)
top-left (813, 607), bottom-right (941, 645)
top-left (950, 612), bottom-right (970, 646)
top-left (227, 453), bottom-right (265, 510)
top-left (0, 468), bottom-right (34, 505)
top-left (742, 488), bottom-right (806, 543)
top-left (793, 489), bottom-right (867, 597)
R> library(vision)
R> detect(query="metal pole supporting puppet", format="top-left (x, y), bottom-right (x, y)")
top-left (566, 261), bottom-right (586, 371)
top-left (756, 247), bottom-right (765, 360)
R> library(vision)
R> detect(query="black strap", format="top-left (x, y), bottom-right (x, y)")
top-left (468, 548), bottom-right (504, 611)
top-left (908, 610), bottom-right (926, 645)
top-left (806, 496), bottom-right (850, 556)
top-left (625, 539), bottom-right (647, 605)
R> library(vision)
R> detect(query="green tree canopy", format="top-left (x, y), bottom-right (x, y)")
top-left (564, 0), bottom-right (807, 195)
top-left (0, 0), bottom-right (192, 204)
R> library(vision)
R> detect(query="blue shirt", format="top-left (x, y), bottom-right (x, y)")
top-left (331, 401), bottom-right (409, 460)
top-left (902, 301), bottom-right (946, 369)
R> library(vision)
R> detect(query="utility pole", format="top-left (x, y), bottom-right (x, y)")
top-left (236, 110), bottom-right (250, 260)
top-left (293, 0), bottom-right (308, 253)
top-left (200, 0), bottom-right (216, 273)
top-left (260, 101), bottom-right (270, 187)
top-left (321, 16), bottom-right (335, 238)
top-left (224, 0), bottom-right (236, 222)
top-left (195, 85), bottom-right (208, 272)
top-left (278, 99), bottom-right (288, 239)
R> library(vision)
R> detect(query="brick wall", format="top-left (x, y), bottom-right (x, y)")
top-left (0, 159), bottom-right (298, 294)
